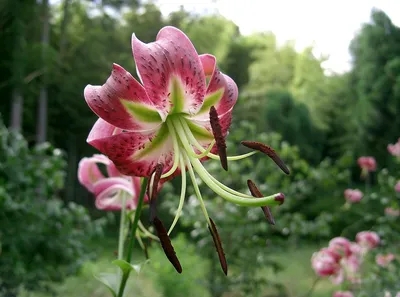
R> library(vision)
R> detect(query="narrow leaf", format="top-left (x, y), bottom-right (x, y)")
top-left (94, 273), bottom-right (119, 297)
top-left (208, 218), bottom-right (228, 275)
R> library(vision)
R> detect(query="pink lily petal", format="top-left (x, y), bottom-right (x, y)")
top-left (93, 177), bottom-right (133, 197)
top-left (93, 177), bottom-right (136, 211)
top-left (88, 119), bottom-right (175, 177)
top-left (95, 184), bottom-right (136, 211)
top-left (189, 54), bottom-right (238, 121)
top-left (78, 154), bottom-right (111, 193)
top-left (84, 63), bottom-right (163, 131)
top-left (132, 26), bottom-right (206, 118)
top-left (106, 161), bottom-right (124, 178)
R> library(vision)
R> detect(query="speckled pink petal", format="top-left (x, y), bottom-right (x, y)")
top-left (84, 64), bottom-right (163, 131)
top-left (132, 26), bottom-right (206, 118)
top-left (87, 119), bottom-right (175, 177)
top-left (190, 54), bottom-right (238, 122)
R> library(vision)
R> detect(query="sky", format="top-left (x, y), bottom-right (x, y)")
top-left (153, 0), bottom-right (400, 73)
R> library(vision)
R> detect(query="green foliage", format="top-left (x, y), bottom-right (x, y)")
top-left (0, 118), bottom-right (106, 294)
top-left (350, 9), bottom-right (400, 166)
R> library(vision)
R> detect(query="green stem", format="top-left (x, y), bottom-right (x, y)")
top-left (117, 177), bottom-right (148, 297)
top-left (117, 193), bottom-right (127, 260)
top-left (303, 277), bottom-right (320, 297)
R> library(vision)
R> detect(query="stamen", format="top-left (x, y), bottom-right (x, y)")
top-left (188, 153), bottom-right (283, 207)
top-left (178, 117), bottom-right (258, 161)
top-left (208, 218), bottom-right (228, 275)
top-left (209, 106), bottom-right (228, 171)
top-left (183, 151), bottom-right (211, 225)
top-left (138, 220), bottom-right (159, 241)
top-left (148, 163), bottom-right (163, 222)
top-left (241, 141), bottom-right (290, 175)
top-left (168, 154), bottom-right (187, 235)
top-left (247, 179), bottom-right (275, 225)
top-left (161, 120), bottom-right (181, 179)
top-left (153, 216), bottom-right (182, 273)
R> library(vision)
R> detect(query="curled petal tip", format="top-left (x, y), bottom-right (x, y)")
top-left (274, 193), bottom-right (285, 205)
top-left (241, 141), bottom-right (290, 175)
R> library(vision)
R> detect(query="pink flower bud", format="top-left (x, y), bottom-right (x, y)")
top-left (333, 291), bottom-right (354, 297)
top-left (344, 189), bottom-right (363, 203)
top-left (376, 253), bottom-right (395, 267)
top-left (356, 231), bottom-right (380, 250)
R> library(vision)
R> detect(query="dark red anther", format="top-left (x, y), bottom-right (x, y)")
top-left (247, 179), bottom-right (275, 225)
top-left (148, 163), bottom-right (163, 222)
top-left (208, 218), bottom-right (228, 275)
top-left (209, 106), bottom-right (228, 171)
top-left (241, 141), bottom-right (290, 175)
top-left (153, 216), bottom-right (182, 273)
top-left (274, 193), bottom-right (285, 205)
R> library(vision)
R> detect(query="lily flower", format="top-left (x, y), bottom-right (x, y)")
top-left (78, 154), bottom-right (142, 210)
top-left (84, 26), bottom-right (288, 274)
top-left (78, 154), bottom-right (156, 252)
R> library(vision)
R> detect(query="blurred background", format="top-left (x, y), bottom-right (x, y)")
top-left (0, 0), bottom-right (399, 296)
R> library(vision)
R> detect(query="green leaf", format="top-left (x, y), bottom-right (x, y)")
top-left (112, 259), bottom-right (149, 275)
top-left (94, 272), bottom-right (119, 297)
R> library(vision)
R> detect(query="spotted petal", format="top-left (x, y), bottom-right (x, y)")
top-left (192, 54), bottom-right (238, 120)
top-left (132, 26), bottom-right (206, 118)
top-left (84, 64), bottom-right (163, 131)
top-left (88, 118), bottom-right (175, 177)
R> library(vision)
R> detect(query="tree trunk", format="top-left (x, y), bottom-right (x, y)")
top-left (10, 88), bottom-right (23, 131)
top-left (59, 0), bottom-right (71, 60)
top-left (36, 0), bottom-right (49, 144)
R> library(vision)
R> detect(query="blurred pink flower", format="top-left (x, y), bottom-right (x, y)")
top-left (333, 291), bottom-right (354, 297)
top-left (385, 207), bottom-right (400, 216)
top-left (311, 248), bottom-right (341, 277)
top-left (395, 181), bottom-right (400, 193)
top-left (357, 156), bottom-right (377, 172)
top-left (329, 237), bottom-right (352, 257)
top-left (349, 243), bottom-right (362, 255)
top-left (344, 189), bottom-right (363, 203)
top-left (388, 138), bottom-right (400, 157)
top-left (356, 231), bottom-right (380, 250)
top-left (343, 254), bottom-right (360, 273)
top-left (78, 154), bottom-right (146, 210)
top-left (376, 253), bottom-right (395, 267)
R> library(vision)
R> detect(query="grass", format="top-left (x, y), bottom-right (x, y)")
top-left (19, 240), bottom-right (335, 297)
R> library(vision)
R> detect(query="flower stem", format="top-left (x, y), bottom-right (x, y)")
top-left (117, 193), bottom-right (127, 261)
top-left (117, 177), bottom-right (148, 297)
top-left (303, 277), bottom-right (320, 297)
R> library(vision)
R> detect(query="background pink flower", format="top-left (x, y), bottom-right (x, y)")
top-left (395, 181), bottom-right (400, 193)
top-left (311, 248), bottom-right (341, 277)
top-left (376, 253), bottom-right (395, 267)
top-left (344, 189), bottom-right (363, 203)
top-left (333, 291), bottom-right (354, 297)
top-left (356, 231), bottom-right (380, 250)
top-left (385, 207), bottom-right (400, 216)
top-left (357, 156), bottom-right (377, 172)
top-left (329, 237), bottom-right (352, 257)
top-left (78, 154), bottom-right (145, 210)
top-left (388, 138), bottom-right (400, 157)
